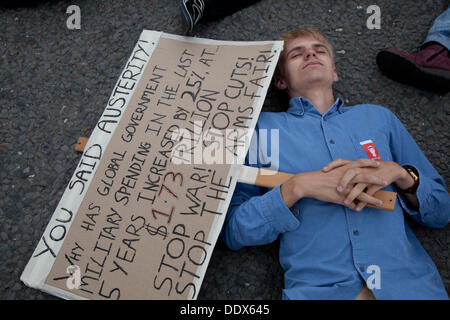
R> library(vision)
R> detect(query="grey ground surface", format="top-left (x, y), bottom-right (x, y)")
top-left (0, 0), bottom-right (449, 300)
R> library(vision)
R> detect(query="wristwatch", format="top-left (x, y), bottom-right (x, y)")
top-left (397, 165), bottom-right (419, 194)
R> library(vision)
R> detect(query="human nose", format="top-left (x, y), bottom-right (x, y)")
top-left (305, 48), bottom-right (316, 59)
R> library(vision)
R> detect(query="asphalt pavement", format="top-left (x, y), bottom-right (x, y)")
top-left (0, 0), bottom-right (449, 300)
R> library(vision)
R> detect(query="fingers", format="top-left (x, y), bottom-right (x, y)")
top-left (337, 169), bottom-right (388, 192)
top-left (342, 183), bottom-right (367, 208)
top-left (355, 192), bottom-right (383, 210)
top-left (322, 158), bottom-right (387, 212)
top-left (353, 184), bottom-right (385, 211)
top-left (344, 183), bottom-right (383, 211)
top-left (365, 184), bottom-right (382, 196)
top-left (349, 158), bottom-right (381, 169)
top-left (341, 183), bottom-right (383, 212)
top-left (323, 158), bottom-right (380, 172)
top-left (322, 158), bottom-right (351, 172)
top-left (354, 201), bottom-right (368, 212)
top-left (337, 168), bottom-right (362, 192)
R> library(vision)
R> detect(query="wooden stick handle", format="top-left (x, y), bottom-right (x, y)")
top-left (74, 138), bottom-right (396, 211)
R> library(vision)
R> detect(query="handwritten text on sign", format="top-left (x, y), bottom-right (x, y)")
top-left (40, 34), bottom-right (279, 299)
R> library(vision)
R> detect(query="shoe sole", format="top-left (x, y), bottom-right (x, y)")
top-left (376, 50), bottom-right (450, 94)
top-left (180, 1), bottom-right (194, 35)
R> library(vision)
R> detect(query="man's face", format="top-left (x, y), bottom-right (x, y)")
top-left (276, 36), bottom-right (338, 97)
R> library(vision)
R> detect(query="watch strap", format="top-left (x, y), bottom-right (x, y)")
top-left (397, 165), bottom-right (419, 194)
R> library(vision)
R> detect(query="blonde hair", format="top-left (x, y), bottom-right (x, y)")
top-left (275, 28), bottom-right (335, 79)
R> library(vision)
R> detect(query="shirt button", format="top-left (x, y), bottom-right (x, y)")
top-left (353, 230), bottom-right (359, 236)
top-left (360, 266), bottom-right (365, 272)
top-left (329, 139), bottom-right (335, 144)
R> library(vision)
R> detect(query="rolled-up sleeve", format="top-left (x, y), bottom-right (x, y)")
top-left (221, 182), bottom-right (300, 251)
top-left (397, 164), bottom-right (450, 228)
top-left (388, 110), bottom-right (450, 228)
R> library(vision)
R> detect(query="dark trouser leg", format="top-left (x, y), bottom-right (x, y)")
top-left (203, 0), bottom-right (261, 20)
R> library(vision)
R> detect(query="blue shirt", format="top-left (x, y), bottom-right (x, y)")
top-left (221, 97), bottom-right (450, 300)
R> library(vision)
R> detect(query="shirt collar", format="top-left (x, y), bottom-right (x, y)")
top-left (287, 96), bottom-right (345, 117)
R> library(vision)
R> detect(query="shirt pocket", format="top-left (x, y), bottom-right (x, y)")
top-left (349, 131), bottom-right (393, 162)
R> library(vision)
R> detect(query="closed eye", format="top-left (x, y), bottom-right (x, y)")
top-left (289, 51), bottom-right (303, 59)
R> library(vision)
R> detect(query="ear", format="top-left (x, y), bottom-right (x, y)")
top-left (332, 66), bottom-right (338, 83)
top-left (274, 75), bottom-right (288, 91)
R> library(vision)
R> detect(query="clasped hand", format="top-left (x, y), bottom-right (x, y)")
top-left (280, 158), bottom-right (407, 211)
top-left (321, 158), bottom-right (406, 211)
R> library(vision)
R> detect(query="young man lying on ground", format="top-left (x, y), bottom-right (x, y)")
top-left (221, 28), bottom-right (450, 300)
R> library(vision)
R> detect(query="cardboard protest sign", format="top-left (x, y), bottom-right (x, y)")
top-left (20, 30), bottom-right (282, 300)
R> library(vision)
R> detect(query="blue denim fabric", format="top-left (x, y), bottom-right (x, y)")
top-left (222, 97), bottom-right (450, 300)
top-left (424, 5), bottom-right (450, 50)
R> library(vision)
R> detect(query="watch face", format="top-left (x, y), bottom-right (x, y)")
top-left (401, 166), bottom-right (419, 193)
top-left (406, 169), bottom-right (417, 181)
top-left (403, 166), bottom-right (417, 179)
